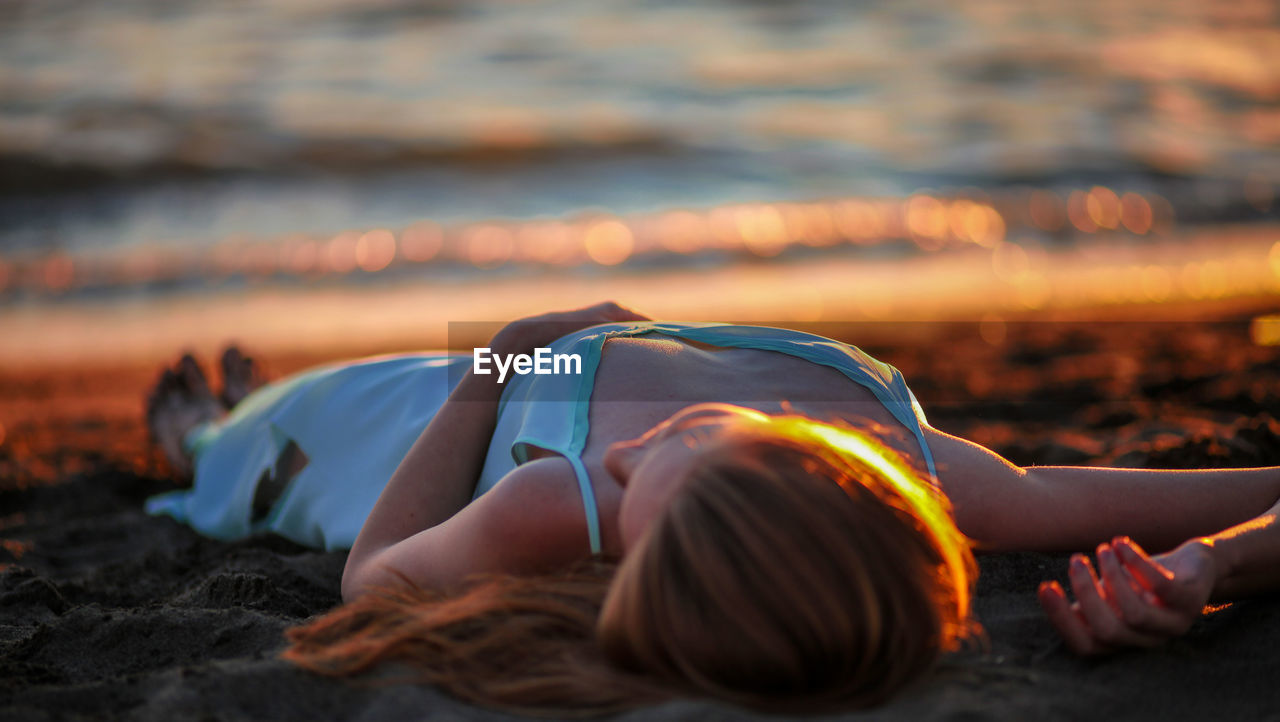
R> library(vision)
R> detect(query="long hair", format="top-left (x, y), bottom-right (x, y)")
top-left (284, 416), bottom-right (977, 716)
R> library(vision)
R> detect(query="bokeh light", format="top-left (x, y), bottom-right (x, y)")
top-left (400, 222), bottom-right (443, 263)
top-left (1120, 193), bottom-right (1152, 234)
top-left (583, 219), bottom-right (634, 266)
top-left (355, 229), bottom-right (396, 273)
top-left (464, 225), bottom-right (514, 269)
top-left (1085, 187), bottom-right (1121, 230)
top-left (656, 211), bottom-right (708, 255)
top-left (1028, 191), bottom-right (1065, 232)
top-left (326, 232), bottom-right (361, 274)
top-left (1067, 190), bottom-right (1099, 233)
top-left (737, 205), bottom-right (788, 257)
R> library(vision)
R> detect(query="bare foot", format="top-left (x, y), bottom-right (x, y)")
top-left (219, 346), bottom-right (265, 408)
top-left (146, 354), bottom-right (224, 476)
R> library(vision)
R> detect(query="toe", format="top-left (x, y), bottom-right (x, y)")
top-left (221, 346), bottom-right (243, 371)
top-left (219, 345), bottom-right (264, 407)
top-left (146, 369), bottom-right (177, 421)
top-left (242, 354), bottom-right (263, 389)
top-left (178, 354), bottom-right (214, 397)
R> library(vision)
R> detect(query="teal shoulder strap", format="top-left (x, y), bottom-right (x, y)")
top-left (566, 331), bottom-right (611, 556)
top-left (566, 454), bottom-right (602, 555)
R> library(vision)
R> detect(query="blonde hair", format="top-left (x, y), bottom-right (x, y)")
top-left (284, 416), bottom-right (976, 715)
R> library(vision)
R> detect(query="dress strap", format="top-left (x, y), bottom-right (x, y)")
top-left (565, 454), bottom-right (602, 555)
top-left (565, 330), bottom-right (612, 556)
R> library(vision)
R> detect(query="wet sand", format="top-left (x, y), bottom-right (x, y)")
top-left (4, 299), bottom-right (1280, 720)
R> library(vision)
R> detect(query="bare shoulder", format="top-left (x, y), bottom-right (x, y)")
top-left (487, 456), bottom-right (592, 546)
top-left (920, 425), bottom-right (1030, 547)
top-left (436, 455), bottom-right (593, 573)
top-left (342, 457), bottom-right (592, 599)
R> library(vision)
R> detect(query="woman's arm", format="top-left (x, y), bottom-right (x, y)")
top-left (342, 301), bottom-right (648, 601)
top-left (924, 425), bottom-right (1280, 653)
top-left (1038, 497), bottom-right (1280, 655)
top-left (1207, 499), bottom-right (1280, 598)
top-left (924, 426), bottom-right (1280, 553)
top-left (342, 367), bottom-right (504, 599)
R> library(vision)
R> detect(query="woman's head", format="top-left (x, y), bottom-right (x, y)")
top-left (285, 406), bottom-right (975, 716)
top-left (604, 403), bottom-right (773, 549)
top-left (598, 408), bottom-right (976, 711)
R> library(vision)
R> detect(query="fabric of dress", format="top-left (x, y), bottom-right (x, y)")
top-left (145, 322), bottom-right (938, 552)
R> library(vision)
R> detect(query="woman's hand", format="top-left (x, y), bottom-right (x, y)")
top-left (1037, 536), bottom-right (1217, 655)
top-left (490, 301), bottom-right (651, 357)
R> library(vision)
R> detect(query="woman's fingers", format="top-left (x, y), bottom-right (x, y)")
top-left (592, 300), bottom-right (650, 322)
top-left (496, 301), bottom-right (651, 354)
top-left (1112, 537), bottom-right (1175, 595)
top-left (1038, 580), bottom-right (1108, 655)
top-left (549, 301), bottom-right (649, 326)
top-left (1067, 554), bottom-right (1166, 649)
top-left (1067, 554), bottom-right (1110, 619)
top-left (1042, 539), bottom-right (1212, 656)
top-left (1095, 544), bottom-right (1190, 636)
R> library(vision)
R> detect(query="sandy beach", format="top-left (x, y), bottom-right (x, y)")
top-left (4, 298), bottom-right (1280, 721)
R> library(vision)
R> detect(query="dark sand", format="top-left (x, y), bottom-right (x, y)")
top-left (4, 306), bottom-right (1280, 720)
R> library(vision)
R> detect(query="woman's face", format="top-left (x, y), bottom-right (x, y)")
top-left (605, 403), bottom-right (769, 551)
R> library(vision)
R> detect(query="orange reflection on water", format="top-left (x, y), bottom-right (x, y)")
top-left (1140, 265), bottom-right (1173, 302)
top-left (1104, 29), bottom-right (1280, 101)
top-left (211, 237), bottom-right (246, 276)
top-left (464, 225), bottom-right (514, 269)
top-left (400, 222), bottom-right (443, 262)
top-left (737, 204), bottom-right (788, 257)
top-left (706, 206), bottom-right (745, 250)
top-left (905, 194), bottom-right (948, 249)
top-left (832, 199), bottom-right (880, 244)
top-left (9, 223), bottom-right (1280, 369)
top-left (1120, 193), bottom-right (1152, 234)
top-left (949, 200), bottom-right (1005, 248)
top-left (1149, 194), bottom-right (1176, 234)
top-left (1182, 260), bottom-right (1230, 299)
top-left (355, 229), bottom-right (396, 272)
top-left (786, 203), bottom-right (839, 247)
top-left (1086, 187), bottom-right (1121, 230)
top-left (0, 179), bottom-right (1243, 305)
top-left (280, 235), bottom-right (321, 275)
top-left (222, 241), bottom-right (270, 278)
top-left (991, 241), bottom-right (1032, 282)
top-left (1028, 190), bottom-right (1065, 232)
top-left (326, 231), bottom-right (361, 274)
top-left (112, 253), bottom-right (160, 285)
top-left (1013, 273), bottom-right (1050, 310)
top-left (515, 221), bottom-right (577, 265)
top-left (583, 219), bottom-right (634, 265)
top-left (1067, 190), bottom-right (1099, 233)
top-left (946, 200), bottom-right (977, 243)
top-left (655, 211), bottom-right (708, 254)
top-left (42, 255), bottom-right (75, 290)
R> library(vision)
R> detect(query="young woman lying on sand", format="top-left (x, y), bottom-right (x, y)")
top-left (145, 301), bottom-right (1280, 715)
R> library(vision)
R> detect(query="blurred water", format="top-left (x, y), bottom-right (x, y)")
top-left (0, 0), bottom-right (1278, 292)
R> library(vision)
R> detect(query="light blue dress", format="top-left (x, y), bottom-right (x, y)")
top-left (145, 323), bottom-right (937, 551)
